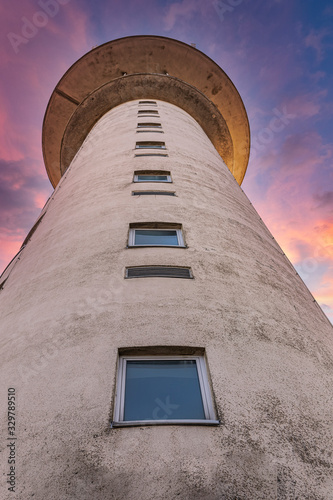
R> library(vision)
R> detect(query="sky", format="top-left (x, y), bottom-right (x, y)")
top-left (0, 0), bottom-right (332, 322)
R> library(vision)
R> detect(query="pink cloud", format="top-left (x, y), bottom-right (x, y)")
top-left (0, 1), bottom-right (93, 278)
top-left (310, 70), bottom-right (326, 83)
top-left (43, 3), bottom-right (92, 54)
top-left (304, 29), bottom-right (329, 62)
top-left (279, 131), bottom-right (327, 169)
top-left (244, 126), bottom-right (333, 322)
top-left (0, 239), bottom-right (23, 276)
top-left (164, 0), bottom-right (206, 31)
top-left (282, 91), bottom-right (327, 119)
top-left (0, 157), bottom-right (51, 274)
top-left (34, 193), bottom-right (49, 210)
top-left (0, 110), bottom-right (25, 162)
top-left (66, 7), bottom-right (91, 53)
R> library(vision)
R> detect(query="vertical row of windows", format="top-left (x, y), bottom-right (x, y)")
top-left (131, 103), bottom-right (181, 245)
top-left (113, 101), bottom-right (218, 427)
top-left (135, 102), bottom-right (167, 156)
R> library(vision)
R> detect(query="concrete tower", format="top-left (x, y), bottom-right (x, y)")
top-left (1, 36), bottom-right (332, 500)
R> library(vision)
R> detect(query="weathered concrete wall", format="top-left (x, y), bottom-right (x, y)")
top-left (1, 100), bottom-right (332, 499)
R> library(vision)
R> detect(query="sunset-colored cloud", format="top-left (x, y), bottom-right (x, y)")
top-left (283, 91), bottom-right (327, 119)
top-left (164, 0), bottom-right (203, 31)
top-left (0, 157), bottom-right (51, 272)
top-left (304, 28), bottom-right (330, 62)
top-left (244, 124), bottom-right (333, 321)
top-left (0, 239), bottom-right (23, 276)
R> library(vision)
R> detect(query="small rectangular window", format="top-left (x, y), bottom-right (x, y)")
top-left (135, 141), bottom-right (166, 149)
top-left (128, 228), bottom-right (184, 247)
top-left (133, 172), bottom-right (171, 183)
top-left (138, 110), bottom-right (159, 115)
top-left (132, 191), bottom-right (175, 196)
top-left (113, 354), bottom-right (217, 426)
top-left (139, 101), bottom-right (157, 105)
top-left (125, 266), bottom-right (193, 279)
top-left (137, 123), bottom-right (161, 128)
top-left (136, 130), bottom-right (164, 134)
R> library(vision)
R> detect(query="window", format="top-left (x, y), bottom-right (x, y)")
top-left (113, 354), bottom-right (218, 426)
top-left (132, 191), bottom-right (175, 196)
top-left (138, 110), bottom-right (159, 115)
top-left (125, 266), bottom-right (193, 279)
top-left (137, 123), bottom-right (161, 128)
top-left (136, 130), bottom-right (164, 134)
top-left (139, 101), bottom-right (157, 105)
top-left (128, 223), bottom-right (185, 247)
top-left (133, 171), bottom-right (172, 183)
top-left (135, 141), bottom-right (166, 149)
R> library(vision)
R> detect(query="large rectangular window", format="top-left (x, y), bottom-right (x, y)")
top-left (128, 226), bottom-right (185, 247)
top-left (113, 355), bottom-right (218, 426)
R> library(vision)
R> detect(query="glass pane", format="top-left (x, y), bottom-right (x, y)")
top-left (137, 175), bottom-right (168, 182)
top-left (132, 191), bottom-right (175, 196)
top-left (135, 143), bottom-right (165, 149)
top-left (137, 123), bottom-right (161, 128)
top-left (138, 110), bottom-right (158, 114)
top-left (124, 360), bottom-right (205, 421)
top-left (134, 230), bottom-right (179, 246)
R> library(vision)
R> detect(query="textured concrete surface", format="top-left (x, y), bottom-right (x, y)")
top-left (1, 100), bottom-right (333, 500)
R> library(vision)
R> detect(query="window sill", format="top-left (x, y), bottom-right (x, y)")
top-left (134, 153), bottom-right (168, 157)
top-left (111, 419), bottom-right (220, 428)
top-left (127, 245), bottom-right (187, 248)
